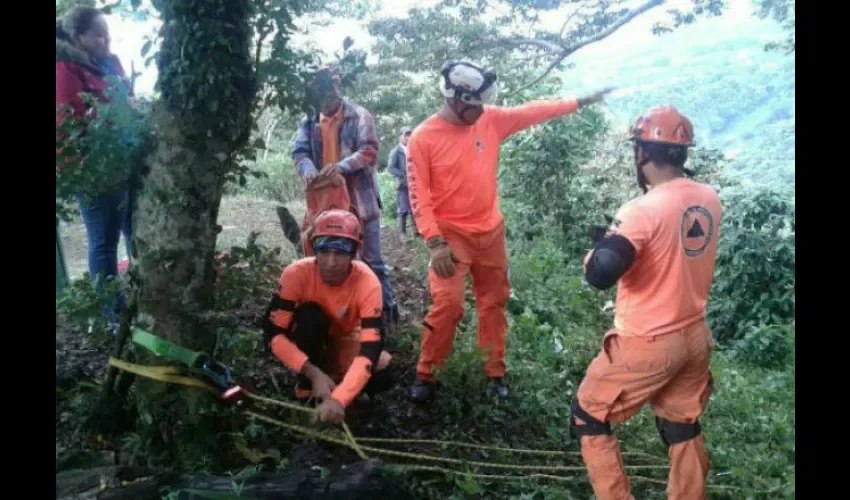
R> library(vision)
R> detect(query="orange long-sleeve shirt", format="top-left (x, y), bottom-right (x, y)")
top-left (406, 99), bottom-right (580, 240)
top-left (267, 258), bottom-right (383, 408)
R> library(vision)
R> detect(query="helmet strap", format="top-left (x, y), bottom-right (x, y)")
top-left (633, 142), bottom-right (650, 194)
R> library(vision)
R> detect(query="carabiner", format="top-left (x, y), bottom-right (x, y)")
top-left (202, 360), bottom-right (234, 390)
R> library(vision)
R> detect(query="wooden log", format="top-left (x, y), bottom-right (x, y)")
top-left (56, 459), bottom-right (402, 499)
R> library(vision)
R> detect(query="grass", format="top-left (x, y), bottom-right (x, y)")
top-left (56, 186), bottom-right (794, 499)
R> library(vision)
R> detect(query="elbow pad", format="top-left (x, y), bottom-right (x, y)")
top-left (584, 235), bottom-right (636, 290)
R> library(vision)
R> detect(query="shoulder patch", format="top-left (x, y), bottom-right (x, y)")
top-left (680, 205), bottom-right (715, 257)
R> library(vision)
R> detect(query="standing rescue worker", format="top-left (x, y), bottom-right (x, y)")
top-left (291, 67), bottom-right (400, 327)
top-left (571, 106), bottom-right (721, 500)
top-left (263, 209), bottom-right (394, 424)
top-left (405, 60), bottom-right (613, 401)
top-left (387, 126), bottom-right (413, 243)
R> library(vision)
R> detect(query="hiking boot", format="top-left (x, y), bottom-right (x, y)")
top-left (408, 379), bottom-right (437, 402)
top-left (488, 377), bottom-right (509, 399)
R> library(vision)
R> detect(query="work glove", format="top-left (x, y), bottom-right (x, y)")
top-left (426, 235), bottom-right (456, 278)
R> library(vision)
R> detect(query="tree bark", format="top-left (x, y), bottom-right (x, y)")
top-left (128, 0), bottom-right (256, 463)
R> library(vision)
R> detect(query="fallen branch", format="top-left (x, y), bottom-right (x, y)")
top-left (56, 460), bottom-right (391, 500)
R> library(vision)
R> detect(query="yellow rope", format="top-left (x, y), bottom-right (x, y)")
top-left (107, 358), bottom-right (772, 494)
top-left (245, 411), bottom-right (668, 473)
top-left (354, 437), bottom-right (663, 460)
top-left (241, 389), bottom-right (366, 459)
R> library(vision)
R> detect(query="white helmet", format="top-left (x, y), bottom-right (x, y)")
top-left (439, 61), bottom-right (498, 105)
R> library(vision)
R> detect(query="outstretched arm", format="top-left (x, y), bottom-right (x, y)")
top-left (329, 280), bottom-right (384, 408)
top-left (489, 87), bottom-right (614, 141)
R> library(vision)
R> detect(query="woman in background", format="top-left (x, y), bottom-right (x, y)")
top-left (56, 6), bottom-right (134, 325)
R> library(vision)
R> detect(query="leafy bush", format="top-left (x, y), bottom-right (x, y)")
top-left (214, 233), bottom-right (284, 318)
top-left (729, 322), bottom-right (795, 370)
top-left (377, 170), bottom-right (398, 218)
top-left (56, 273), bottom-right (126, 337)
top-left (229, 152), bottom-right (305, 204)
top-left (56, 84), bottom-right (149, 222)
top-left (707, 189), bottom-right (795, 344)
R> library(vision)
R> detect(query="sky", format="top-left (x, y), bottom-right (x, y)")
top-left (107, 0), bottom-right (761, 97)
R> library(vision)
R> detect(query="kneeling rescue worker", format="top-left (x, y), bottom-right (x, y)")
top-left (405, 60), bottom-right (613, 402)
top-left (262, 209), bottom-right (393, 424)
top-left (571, 106), bottom-right (722, 500)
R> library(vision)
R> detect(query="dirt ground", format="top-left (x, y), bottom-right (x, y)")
top-left (59, 196), bottom-right (308, 279)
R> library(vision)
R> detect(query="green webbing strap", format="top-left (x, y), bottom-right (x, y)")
top-left (131, 327), bottom-right (204, 368)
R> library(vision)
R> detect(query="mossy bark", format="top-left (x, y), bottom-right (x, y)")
top-left (129, 0), bottom-right (256, 468)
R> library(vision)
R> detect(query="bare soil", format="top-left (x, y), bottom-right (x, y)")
top-left (58, 196), bottom-right (308, 279)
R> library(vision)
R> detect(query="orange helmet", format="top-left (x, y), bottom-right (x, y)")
top-left (629, 106), bottom-right (695, 147)
top-left (309, 209), bottom-right (362, 253)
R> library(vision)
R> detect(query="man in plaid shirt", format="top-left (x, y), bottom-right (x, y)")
top-left (290, 67), bottom-right (399, 325)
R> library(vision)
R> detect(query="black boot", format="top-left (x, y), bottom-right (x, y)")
top-left (488, 377), bottom-right (509, 399)
top-left (408, 379), bottom-right (437, 402)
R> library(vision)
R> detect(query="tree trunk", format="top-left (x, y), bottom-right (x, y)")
top-left (129, 0), bottom-right (256, 465)
top-left (261, 116), bottom-right (280, 162)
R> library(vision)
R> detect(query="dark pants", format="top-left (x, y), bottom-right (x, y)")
top-left (360, 218), bottom-right (397, 311)
top-left (397, 186), bottom-right (411, 236)
top-left (77, 191), bottom-right (132, 317)
top-left (289, 302), bottom-right (394, 397)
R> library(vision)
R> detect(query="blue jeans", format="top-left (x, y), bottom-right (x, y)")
top-left (360, 217), bottom-right (396, 309)
top-left (77, 190), bottom-right (132, 318)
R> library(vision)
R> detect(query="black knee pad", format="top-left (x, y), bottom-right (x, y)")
top-left (293, 302), bottom-right (331, 330)
top-left (281, 302), bottom-right (331, 364)
top-left (569, 398), bottom-right (613, 439)
top-left (655, 417), bottom-right (701, 446)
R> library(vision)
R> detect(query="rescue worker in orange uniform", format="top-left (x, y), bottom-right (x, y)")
top-left (405, 60), bottom-right (613, 401)
top-left (262, 209), bottom-right (393, 424)
top-left (571, 106), bottom-right (722, 500)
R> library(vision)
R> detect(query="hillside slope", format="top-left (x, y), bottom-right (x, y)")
top-left (562, 15), bottom-right (794, 192)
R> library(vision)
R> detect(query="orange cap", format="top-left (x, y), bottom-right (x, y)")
top-left (310, 209), bottom-right (362, 246)
top-left (629, 106), bottom-right (695, 147)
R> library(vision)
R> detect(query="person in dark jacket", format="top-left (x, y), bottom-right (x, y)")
top-left (56, 6), bottom-right (133, 323)
top-left (291, 68), bottom-right (400, 327)
top-left (386, 126), bottom-right (413, 243)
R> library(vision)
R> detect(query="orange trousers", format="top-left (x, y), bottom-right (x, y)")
top-left (416, 220), bottom-right (511, 381)
top-left (574, 321), bottom-right (715, 500)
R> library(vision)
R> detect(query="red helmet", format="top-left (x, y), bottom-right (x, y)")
top-left (629, 106), bottom-right (695, 147)
top-left (310, 209), bottom-right (362, 247)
